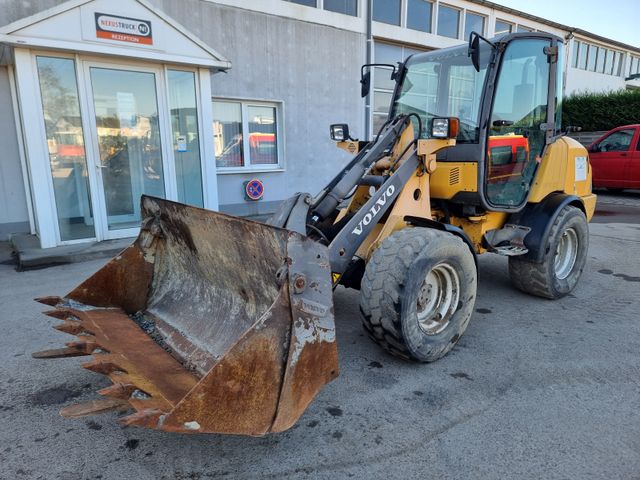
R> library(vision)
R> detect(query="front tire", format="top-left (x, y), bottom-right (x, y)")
top-left (509, 205), bottom-right (588, 299)
top-left (360, 228), bottom-right (477, 362)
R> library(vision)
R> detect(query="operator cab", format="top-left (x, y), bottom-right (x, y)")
top-left (389, 32), bottom-right (563, 213)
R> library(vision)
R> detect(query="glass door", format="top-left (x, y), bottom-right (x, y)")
top-left (85, 63), bottom-right (169, 238)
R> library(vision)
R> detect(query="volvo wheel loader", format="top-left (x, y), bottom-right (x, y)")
top-left (33, 32), bottom-right (596, 435)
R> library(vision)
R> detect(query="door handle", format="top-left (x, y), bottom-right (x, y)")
top-left (620, 153), bottom-right (628, 157)
top-left (96, 164), bottom-right (107, 168)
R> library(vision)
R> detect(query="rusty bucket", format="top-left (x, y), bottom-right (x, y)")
top-left (33, 196), bottom-right (338, 435)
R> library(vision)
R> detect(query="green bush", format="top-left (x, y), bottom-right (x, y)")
top-left (561, 89), bottom-right (640, 131)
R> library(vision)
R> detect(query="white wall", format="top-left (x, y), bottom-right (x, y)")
top-left (151, 0), bottom-right (364, 214)
top-left (565, 66), bottom-right (629, 96)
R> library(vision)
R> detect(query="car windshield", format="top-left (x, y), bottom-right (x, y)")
top-left (393, 43), bottom-right (492, 142)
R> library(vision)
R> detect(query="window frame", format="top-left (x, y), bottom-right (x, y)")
top-left (212, 97), bottom-right (286, 174)
top-left (284, 0), bottom-right (318, 7)
top-left (437, 3), bottom-right (461, 39)
top-left (494, 19), bottom-right (513, 35)
top-left (516, 24), bottom-right (535, 33)
top-left (406, 0), bottom-right (433, 33)
top-left (598, 128), bottom-right (635, 152)
top-left (373, 0), bottom-right (402, 25)
top-left (464, 10), bottom-right (486, 39)
top-left (323, 0), bottom-right (358, 16)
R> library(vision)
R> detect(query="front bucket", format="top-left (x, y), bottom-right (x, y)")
top-left (33, 196), bottom-right (338, 435)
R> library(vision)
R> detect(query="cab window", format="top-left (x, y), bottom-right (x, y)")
top-left (597, 129), bottom-right (634, 152)
top-left (487, 38), bottom-right (551, 207)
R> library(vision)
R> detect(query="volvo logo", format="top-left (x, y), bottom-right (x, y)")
top-left (351, 185), bottom-right (396, 235)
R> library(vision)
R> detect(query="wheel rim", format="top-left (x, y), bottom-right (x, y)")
top-left (554, 227), bottom-right (579, 280)
top-left (416, 263), bottom-right (460, 335)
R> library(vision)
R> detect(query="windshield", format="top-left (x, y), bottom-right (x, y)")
top-left (392, 43), bottom-right (492, 142)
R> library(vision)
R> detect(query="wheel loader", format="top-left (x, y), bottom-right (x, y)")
top-left (33, 32), bottom-right (596, 435)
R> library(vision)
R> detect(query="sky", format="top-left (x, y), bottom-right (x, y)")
top-left (489, 0), bottom-right (640, 47)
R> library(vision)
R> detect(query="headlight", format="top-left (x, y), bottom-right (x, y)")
top-left (330, 123), bottom-right (350, 142)
top-left (431, 117), bottom-right (459, 139)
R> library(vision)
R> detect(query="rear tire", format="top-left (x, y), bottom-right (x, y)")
top-left (509, 205), bottom-right (588, 299)
top-left (359, 228), bottom-right (477, 362)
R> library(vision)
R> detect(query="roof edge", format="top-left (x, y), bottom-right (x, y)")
top-left (467, 0), bottom-right (640, 55)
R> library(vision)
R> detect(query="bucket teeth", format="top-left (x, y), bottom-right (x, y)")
top-left (32, 347), bottom-right (89, 359)
top-left (35, 296), bottom-right (61, 306)
top-left (66, 338), bottom-right (98, 354)
top-left (82, 357), bottom-right (126, 375)
top-left (118, 409), bottom-right (165, 428)
top-left (43, 309), bottom-right (71, 320)
top-left (98, 383), bottom-right (137, 399)
top-left (60, 398), bottom-right (130, 419)
top-left (54, 320), bottom-right (84, 335)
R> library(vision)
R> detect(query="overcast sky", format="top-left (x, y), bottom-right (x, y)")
top-left (490, 0), bottom-right (640, 46)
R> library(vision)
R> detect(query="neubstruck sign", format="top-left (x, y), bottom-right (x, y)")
top-left (94, 13), bottom-right (153, 45)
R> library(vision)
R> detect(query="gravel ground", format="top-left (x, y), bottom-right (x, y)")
top-left (0, 194), bottom-right (639, 480)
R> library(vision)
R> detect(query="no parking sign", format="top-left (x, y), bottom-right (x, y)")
top-left (244, 179), bottom-right (264, 201)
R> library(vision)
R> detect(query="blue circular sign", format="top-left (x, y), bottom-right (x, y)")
top-left (245, 179), bottom-right (264, 200)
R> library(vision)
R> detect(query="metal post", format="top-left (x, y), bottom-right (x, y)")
top-left (364, 0), bottom-right (373, 140)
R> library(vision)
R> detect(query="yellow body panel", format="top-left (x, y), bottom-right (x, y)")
top-left (429, 162), bottom-right (478, 199)
top-left (528, 136), bottom-right (596, 220)
top-left (336, 130), bottom-right (596, 262)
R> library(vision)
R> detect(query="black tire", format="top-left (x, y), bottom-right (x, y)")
top-left (359, 228), bottom-right (477, 362)
top-left (509, 205), bottom-right (588, 299)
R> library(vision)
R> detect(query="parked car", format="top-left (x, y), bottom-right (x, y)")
top-left (588, 124), bottom-right (640, 190)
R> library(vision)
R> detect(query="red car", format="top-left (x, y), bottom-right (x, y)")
top-left (588, 124), bottom-right (640, 190)
top-left (487, 134), bottom-right (529, 184)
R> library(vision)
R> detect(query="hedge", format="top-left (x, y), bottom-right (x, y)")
top-left (561, 89), bottom-right (640, 131)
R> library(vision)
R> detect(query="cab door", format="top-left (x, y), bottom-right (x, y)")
top-left (590, 127), bottom-right (636, 188)
top-left (486, 37), bottom-right (551, 208)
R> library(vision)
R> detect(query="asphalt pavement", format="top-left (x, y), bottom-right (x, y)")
top-left (0, 191), bottom-right (639, 480)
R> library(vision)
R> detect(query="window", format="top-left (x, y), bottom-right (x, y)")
top-left (597, 129), bottom-right (634, 152)
top-left (586, 44), bottom-right (597, 71)
top-left (372, 42), bottom-right (427, 134)
top-left (572, 41), bottom-right (580, 68)
top-left (373, 0), bottom-right (401, 25)
top-left (284, 0), bottom-right (317, 6)
top-left (488, 38), bottom-right (551, 207)
top-left (516, 25), bottom-right (534, 33)
top-left (393, 42), bottom-right (490, 143)
top-left (595, 47), bottom-right (606, 73)
top-left (464, 12), bottom-right (485, 39)
top-left (168, 70), bottom-right (203, 207)
top-left (613, 51), bottom-right (621, 76)
top-left (605, 49), bottom-right (614, 75)
top-left (407, 0), bottom-right (432, 33)
top-left (631, 56), bottom-right (640, 76)
top-left (437, 4), bottom-right (460, 39)
top-left (324, 0), bottom-right (357, 15)
top-left (213, 100), bottom-right (282, 170)
top-left (572, 41), bottom-right (625, 77)
top-left (577, 42), bottom-right (588, 69)
top-left (36, 56), bottom-right (94, 241)
top-left (494, 20), bottom-right (512, 35)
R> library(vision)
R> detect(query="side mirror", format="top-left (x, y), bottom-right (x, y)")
top-left (360, 70), bottom-right (371, 98)
top-left (589, 144), bottom-right (599, 153)
top-left (330, 123), bottom-right (351, 142)
top-left (360, 63), bottom-right (398, 98)
top-left (468, 33), bottom-right (481, 73)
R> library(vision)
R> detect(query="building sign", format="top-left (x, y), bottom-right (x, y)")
top-left (94, 13), bottom-right (153, 45)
